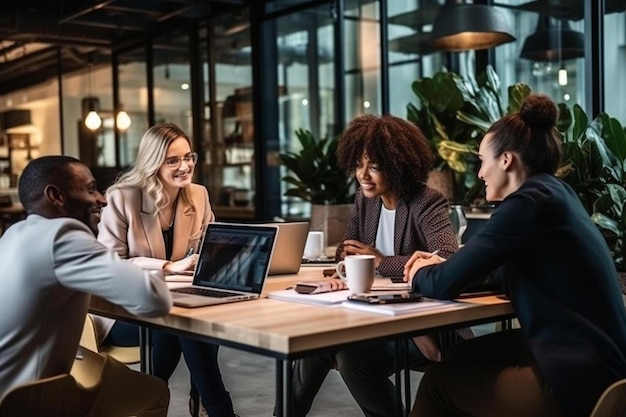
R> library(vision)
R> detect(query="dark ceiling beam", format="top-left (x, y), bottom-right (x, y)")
top-left (104, 4), bottom-right (163, 17)
top-left (58, 0), bottom-right (116, 24)
top-left (0, 14), bottom-right (115, 47)
top-left (63, 16), bottom-right (148, 31)
top-left (0, 47), bottom-right (59, 78)
top-left (0, 42), bottom-right (27, 60)
top-left (157, 4), bottom-right (197, 22)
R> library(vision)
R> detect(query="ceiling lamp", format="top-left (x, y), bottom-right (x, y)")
top-left (116, 109), bottom-right (131, 131)
top-left (431, 0), bottom-right (516, 52)
top-left (84, 59), bottom-right (102, 132)
top-left (520, 16), bottom-right (584, 62)
top-left (85, 110), bottom-right (102, 131)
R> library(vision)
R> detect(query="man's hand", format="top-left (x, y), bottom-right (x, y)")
top-left (403, 251), bottom-right (445, 283)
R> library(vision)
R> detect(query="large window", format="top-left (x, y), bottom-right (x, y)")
top-left (199, 10), bottom-right (255, 220)
top-left (272, 4), bottom-right (337, 218)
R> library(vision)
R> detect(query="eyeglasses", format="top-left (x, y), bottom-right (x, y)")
top-left (164, 152), bottom-right (198, 168)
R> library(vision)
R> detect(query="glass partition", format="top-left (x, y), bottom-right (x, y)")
top-left (200, 10), bottom-right (255, 220)
top-left (273, 4), bottom-right (337, 218)
top-left (494, 1), bottom-right (586, 108)
top-left (604, 9), bottom-right (626, 123)
top-left (117, 47), bottom-right (149, 168)
top-left (344, 0), bottom-right (381, 119)
top-left (153, 31), bottom-right (192, 133)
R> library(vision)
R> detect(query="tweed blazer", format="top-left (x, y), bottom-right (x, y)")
top-left (98, 183), bottom-right (214, 270)
top-left (337, 186), bottom-right (458, 277)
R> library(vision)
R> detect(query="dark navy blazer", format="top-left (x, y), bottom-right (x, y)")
top-left (413, 173), bottom-right (626, 417)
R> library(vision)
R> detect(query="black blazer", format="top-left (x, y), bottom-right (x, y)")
top-left (413, 173), bottom-right (626, 417)
top-left (337, 185), bottom-right (458, 277)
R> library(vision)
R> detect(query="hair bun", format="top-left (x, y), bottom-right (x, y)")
top-left (519, 93), bottom-right (557, 129)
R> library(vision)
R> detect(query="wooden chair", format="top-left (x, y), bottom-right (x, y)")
top-left (80, 313), bottom-right (140, 365)
top-left (0, 374), bottom-right (79, 416)
top-left (590, 378), bottom-right (626, 417)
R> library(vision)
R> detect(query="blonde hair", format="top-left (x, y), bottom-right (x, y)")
top-left (108, 122), bottom-right (194, 211)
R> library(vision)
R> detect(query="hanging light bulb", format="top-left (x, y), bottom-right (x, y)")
top-left (85, 110), bottom-right (102, 131)
top-left (116, 110), bottom-right (131, 131)
top-left (84, 56), bottom-right (102, 132)
top-left (558, 67), bottom-right (568, 86)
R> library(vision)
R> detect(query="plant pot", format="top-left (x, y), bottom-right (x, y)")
top-left (309, 203), bottom-right (353, 249)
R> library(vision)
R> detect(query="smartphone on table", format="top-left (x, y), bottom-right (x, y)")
top-left (347, 293), bottom-right (423, 304)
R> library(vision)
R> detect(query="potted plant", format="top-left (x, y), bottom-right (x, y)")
top-left (407, 65), bottom-right (531, 205)
top-left (278, 129), bottom-right (356, 247)
top-left (557, 105), bottom-right (626, 290)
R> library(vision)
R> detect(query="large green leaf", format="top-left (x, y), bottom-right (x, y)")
top-left (507, 83), bottom-right (532, 113)
top-left (278, 129), bottom-right (356, 204)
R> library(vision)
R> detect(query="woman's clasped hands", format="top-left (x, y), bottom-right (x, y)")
top-left (403, 250), bottom-right (446, 283)
top-left (342, 239), bottom-right (384, 266)
top-left (162, 254), bottom-right (199, 274)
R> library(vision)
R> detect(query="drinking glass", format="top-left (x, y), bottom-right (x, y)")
top-left (450, 205), bottom-right (467, 246)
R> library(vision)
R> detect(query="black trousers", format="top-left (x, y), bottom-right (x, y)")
top-left (410, 329), bottom-right (563, 417)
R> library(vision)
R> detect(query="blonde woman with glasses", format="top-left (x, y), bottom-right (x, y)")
top-left (97, 122), bottom-right (238, 417)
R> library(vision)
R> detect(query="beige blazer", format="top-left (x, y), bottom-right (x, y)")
top-left (98, 184), bottom-right (214, 270)
top-left (95, 184), bottom-right (213, 340)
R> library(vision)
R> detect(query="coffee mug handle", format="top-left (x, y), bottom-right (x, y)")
top-left (335, 261), bottom-right (347, 282)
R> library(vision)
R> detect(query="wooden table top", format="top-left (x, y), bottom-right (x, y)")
top-left (90, 267), bottom-right (513, 357)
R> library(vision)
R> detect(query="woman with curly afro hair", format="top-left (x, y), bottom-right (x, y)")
top-left (288, 114), bottom-right (458, 417)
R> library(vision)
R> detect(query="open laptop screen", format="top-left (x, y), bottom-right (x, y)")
top-left (193, 224), bottom-right (276, 294)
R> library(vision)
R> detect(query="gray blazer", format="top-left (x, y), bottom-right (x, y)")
top-left (0, 215), bottom-right (171, 397)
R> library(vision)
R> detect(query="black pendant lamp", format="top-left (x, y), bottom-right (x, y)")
top-left (520, 16), bottom-right (584, 62)
top-left (431, 0), bottom-right (516, 52)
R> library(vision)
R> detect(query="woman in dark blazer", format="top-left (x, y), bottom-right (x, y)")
top-left (289, 114), bottom-right (458, 417)
top-left (406, 94), bottom-right (626, 417)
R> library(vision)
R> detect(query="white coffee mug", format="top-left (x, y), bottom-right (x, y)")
top-left (335, 254), bottom-right (375, 294)
top-left (303, 231), bottom-right (324, 260)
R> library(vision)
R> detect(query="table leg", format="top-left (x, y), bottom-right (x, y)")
top-left (275, 359), bottom-right (294, 417)
top-left (283, 358), bottom-right (293, 416)
top-left (394, 339), bottom-right (412, 416)
top-left (139, 326), bottom-right (152, 374)
top-left (275, 360), bottom-right (283, 417)
top-left (394, 341), bottom-right (403, 412)
top-left (403, 339), bottom-right (411, 416)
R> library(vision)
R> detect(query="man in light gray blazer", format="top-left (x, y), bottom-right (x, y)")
top-left (0, 155), bottom-right (173, 417)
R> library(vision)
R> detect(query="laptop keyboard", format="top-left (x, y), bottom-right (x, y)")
top-left (172, 287), bottom-right (241, 298)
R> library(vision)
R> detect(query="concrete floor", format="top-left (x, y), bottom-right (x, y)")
top-left (163, 346), bottom-right (424, 417)
top-left (154, 325), bottom-right (496, 416)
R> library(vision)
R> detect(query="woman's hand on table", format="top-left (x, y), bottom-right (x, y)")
top-left (163, 254), bottom-right (198, 274)
top-left (342, 239), bottom-right (384, 267)
top-left (403, 251), bottom-right (445, 284)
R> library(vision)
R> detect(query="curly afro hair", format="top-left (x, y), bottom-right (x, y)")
top-left (336, 114), bottom-right (434, 198)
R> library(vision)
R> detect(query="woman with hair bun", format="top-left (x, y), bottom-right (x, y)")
top-left (405, 94), bottom-right (626, 417)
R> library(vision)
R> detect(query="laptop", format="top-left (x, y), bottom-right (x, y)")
top-left (170, 223), bottom-right (278, 308)
top-left (260, 221), bottom-right (310, 275)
